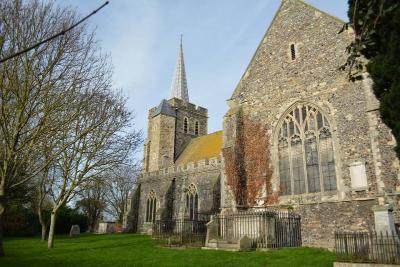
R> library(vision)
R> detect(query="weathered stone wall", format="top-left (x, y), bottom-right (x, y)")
top-left (144, 98), bottom-right (208, 172)
top-left (249, 199), bottom-right (376, 249)
top-left (223, 0), bottom-right (398, 206)
top-left (123, 184), bottom-right (141, 232)
top-left (221, 0), bottom-right (399, 248)
top-left (168, 98), bottom-right (208, 159)
top-left (134, 159), bottom-right (221, 233)
top-left (145, 114), bottom-right (176, 172)
top-left (294, 199), bottom-right (376, 248)
top-left (126, 0), bottom-right (400, 250)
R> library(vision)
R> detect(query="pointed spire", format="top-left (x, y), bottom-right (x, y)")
top-left (169, 35), bottom-right (189, 102)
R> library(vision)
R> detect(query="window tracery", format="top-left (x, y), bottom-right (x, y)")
top-left (145, 190), bottom-right (157, 222)
top-left (185, 184), bottom-right (198, 220)
top-left (277, 104), bottom-right (337, 195)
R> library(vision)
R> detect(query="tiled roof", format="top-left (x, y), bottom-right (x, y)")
top-left (176, 131), bottom-right (223, 165)
top-left (152, 99), bottom-right (176, 118)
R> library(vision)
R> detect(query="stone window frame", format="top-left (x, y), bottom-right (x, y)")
top-left (185, 183), bottom-right (199, 221)
top-left (183, 117), bottom-right (189, 133)
top-left (290, 43), bottom-right (296, 60)
top-left (194, 120), bottom-right (200, 135)
top-left (272, 101), bottom-right (340, 197)
top-left (145, 190), bottom-right (157, 223)
top-left (288, 43), bottom-right (301, 61)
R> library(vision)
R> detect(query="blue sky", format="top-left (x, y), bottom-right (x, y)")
top-left (58, 0), bottom-right (348, 138)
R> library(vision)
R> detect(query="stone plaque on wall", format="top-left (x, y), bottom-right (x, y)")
top-left (349, 161), bottom-right (368, 191)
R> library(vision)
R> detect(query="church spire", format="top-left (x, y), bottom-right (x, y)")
top-left (169, 35), bottom-right (189, 102)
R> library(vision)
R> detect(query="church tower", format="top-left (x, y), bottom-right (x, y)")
top-left (143, 38), bottom-right (208, 172)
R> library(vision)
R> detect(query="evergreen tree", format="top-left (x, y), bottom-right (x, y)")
top-left (345, 0), bottom-right (400, 157)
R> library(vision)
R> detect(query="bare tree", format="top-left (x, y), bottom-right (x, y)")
top-left (36, 167), bottom-right (53, 241)
top-left (0, 0), bottom-right (135, 254)
top-left (46, 89), bottom-right (142, 248)
top-left (0, 0), bottom-right (105, 256)
top-left (75, 176), bottom-right (107, 233)
top-left (104, 164), bottom-right (140, 224)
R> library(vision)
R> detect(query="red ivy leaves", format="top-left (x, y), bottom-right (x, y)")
top-left (223, 114), bottom-right (276, 207)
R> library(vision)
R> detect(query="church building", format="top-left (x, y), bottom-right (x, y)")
top-left (124, 0), bottom-right (400, 248)
top-left (123, 38), bottom-right (222, 234)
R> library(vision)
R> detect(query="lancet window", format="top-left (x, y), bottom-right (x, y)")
top-left (194, 121), bottom-right (199, 135)
top-left (185, 184), bottom-right (198, 220)
top-left (145, 190), bottom-right (157, 222)
top-left (184, 117), bottom-right (189, 133)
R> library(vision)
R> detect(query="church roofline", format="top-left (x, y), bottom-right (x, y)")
top-left (294, 0), bottom-right (346, 24)
top-left (152, 99), bottom-right (176, 118)
top-left (229, 0), bottom-right (348, 101)
top-left (175, 130), bottom-right (223, 165)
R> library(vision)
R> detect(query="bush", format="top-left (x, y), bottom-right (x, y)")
top-left (3, 205), bottom-right (39, 237)
top-left (3, 204), bottom-right (88, 237)
top-left (55, 205), bottom-right (89, 234)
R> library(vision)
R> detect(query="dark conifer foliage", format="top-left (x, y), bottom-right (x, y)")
top-left (347, 0), bottom-right (400, 157)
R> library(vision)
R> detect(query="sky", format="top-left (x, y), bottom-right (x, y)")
top-left (57, 0), bottom-right (348, 142)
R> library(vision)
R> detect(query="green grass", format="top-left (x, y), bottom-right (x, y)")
top-left (1, 234), bottom-right (335, 267)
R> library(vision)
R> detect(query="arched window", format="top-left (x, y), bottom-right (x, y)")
top-left (290, 43), bottom-right (296, 60)
top-left (277, 103), bottom-right (337, 195)
top-left (186, 184), bottom-right (198, 220)
top-left (183, 117), bottom-right (188, 133)
top-left (194, 121), bottom-right (199, 135)
top-left (145, 190), bottom-right (157, 222)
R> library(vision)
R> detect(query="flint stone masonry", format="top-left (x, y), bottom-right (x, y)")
top-left (292, 199), bottom-right (375, 248)
top-left (124, 0), bottom-right (400, 250)
top-left (134, 162), bottom-right (221, 233)
top-left (144, 98), bottom-right (208, 172)
top-left (221, 0), bottom-right (399, 248)
top-left (124, 144), bottom-right (222, 234)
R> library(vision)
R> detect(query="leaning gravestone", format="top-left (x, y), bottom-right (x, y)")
top-left (69, 224), bottom-right (80, 237)
top-left (239, 235), bottom-right (252, 251)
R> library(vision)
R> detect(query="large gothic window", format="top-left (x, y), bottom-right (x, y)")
top-left (186, 184), bottom-right (198, 220)
top-left (145, 190), bottom-right (157, 222)
top-left (277, 104), bottom-right (337, 195)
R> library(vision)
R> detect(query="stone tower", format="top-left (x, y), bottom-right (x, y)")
top-left (143, 38), bottom-right (208, 172)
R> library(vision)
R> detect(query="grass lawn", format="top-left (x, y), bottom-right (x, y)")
top-left (0, 234), bottom-right (335, 267)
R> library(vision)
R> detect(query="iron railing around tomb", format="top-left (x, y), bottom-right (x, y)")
top-left (335, 231), bottom-right (400, 264)
top-left (152, 219), bottom-right (208, 247)
top-left (214, 210), bottom-right (302, 249)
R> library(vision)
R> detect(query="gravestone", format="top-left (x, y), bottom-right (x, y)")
top-left (98, 222), bottom-right (116, 234)
top-left (239, 235), bottom-right (252, 251)
top-left (372, 204), bottom-right (396, 234)
top-left (69, 224), bottom-right (80, 236)
top-left (205, 215), bottom-right (219, 247)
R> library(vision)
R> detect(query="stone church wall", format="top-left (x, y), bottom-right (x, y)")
top-left (170, 98), bottom-right (208, 159)
top-left (126, 0), bottom-right (399, 250)
top-left (221, 0), bottom-right (399, 248)
top-left (131, 158), bottom-right (221, 234)
top-left (293, 199), bottom-right (375, 249)
top-left (146, 113), bottom-right (176, 172)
